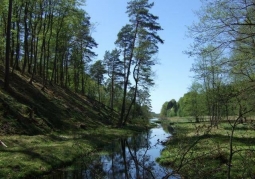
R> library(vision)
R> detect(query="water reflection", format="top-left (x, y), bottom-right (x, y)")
top-left (43, 120), bottom-right (178, 179)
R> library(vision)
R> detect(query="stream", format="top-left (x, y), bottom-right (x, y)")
top-left (42, 118), bottom-right (178, 179)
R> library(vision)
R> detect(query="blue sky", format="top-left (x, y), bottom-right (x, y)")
top-left (84, 0), bottom-right (201, 113)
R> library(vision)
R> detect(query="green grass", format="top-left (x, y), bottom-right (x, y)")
top-left (0, 124), bottom-right (149, 179)
top-left (0, 66), bottom-right (151, 178)
top-left (157, 117), bottom-right (255, 178)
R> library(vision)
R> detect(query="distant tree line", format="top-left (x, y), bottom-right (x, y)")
top-left (1, 0), bottom-right (163, 127)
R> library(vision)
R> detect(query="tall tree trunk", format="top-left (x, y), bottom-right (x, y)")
top-left (22, 2), bottom-right (29, 74)
top-left (42, 1), bottom-right (53, 89)
top-left (30, 13), bottom-right (43, 83)
top-left (10, 22), bottom-right (14, 68)
top-left (27, 10), bottom-right (34, 74)
top-left (40, 21), bottom-right (46, 77)
top-left (119, 21), bottom-right (139, 127)
top-left (123, 62), bottom-right (140, 125)
top-left (1, 12), bottom-right (7, 62)
top-left (13, 6), bottom-right (21, 72)
top-left (50, 31), bottom-right (59, 84)
top-left (29, 36), bottom-right (39, 84)
top-left (59, 49), bottom-right (65, 87)
top-left (44, 12), bottom-right (54, 88)
top-left (5, 0), bottom-right (12, 90)
top-left (110, 73), bottom-right (114, 110)
top-left (64, 54), bottom-right (69, 87)
top-left (51, 14), bottom-right (65, 84)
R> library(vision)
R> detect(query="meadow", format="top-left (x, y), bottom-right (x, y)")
top-left (157, 117), bottom-right (255, 178)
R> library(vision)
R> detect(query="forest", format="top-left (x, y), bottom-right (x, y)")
top-left (0, 0), bottom-right (164, 178)
top-left (0, 0), bottom-right (163, 127)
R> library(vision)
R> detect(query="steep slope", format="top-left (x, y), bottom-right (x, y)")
top-left (0, 66), bottom-right (118, 135)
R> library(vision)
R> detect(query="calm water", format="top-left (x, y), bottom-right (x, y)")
top-left (42, 119), bottom-right (178, 179)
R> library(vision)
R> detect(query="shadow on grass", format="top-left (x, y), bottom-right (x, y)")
top-left (0, 70), bottom-right (119, 135)
top-left (222, 125), bottom-right (254, 131)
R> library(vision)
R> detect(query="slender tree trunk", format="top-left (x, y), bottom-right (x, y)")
top-left (27, 10), bottom-right (34, 74)
top-left (123, 62), bottom-right (140, 125)
top-left (47, 12), bottom-right (55, 85)
top-left (227, 125), bottom-right (234, 179)
top-left (42, 1), bottom-right (53, 89)
top-left (40, 22), bottom-right (46, 78)
top-left (14, 7), bottom-right (21, 71)
top-left (44, 12), bottom-right (54, 88)
top-left (10, 22), bottom-right (14, 68)
top-left (29, 36), bottom-right (39, 84)
top-left (110, 73), bottom-right (114, 110)
top-left (30, 10), bottom-right (43, 84)
top-left (38, 1), bottom-right (44, 76)
top-left (73, 60), bottom-right (77, 92)
top-left (1, 12), bottom-right (7, 62)
top-left (51, 14), bottom-right (65, 85)
top-left (119, 21), bottom-right (139, 127)
top-left (5, 0), bottom-right (13, 90)
top-left (59, 50), bottom-right (65, 87)
top-left (22, 2), bottom-right (29, 74)
top-left (64, 54), bottom-right (69, 87)
top-left (51, 32), bottom-right (59, 84)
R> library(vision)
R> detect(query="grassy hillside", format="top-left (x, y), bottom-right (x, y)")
top-left (0, 65), bottom-right (119, 135)
top-left (0, 67), bottom-right (149, 178)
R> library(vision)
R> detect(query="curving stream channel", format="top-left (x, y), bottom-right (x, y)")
top-left (43, 118), bottom-right (178, 179)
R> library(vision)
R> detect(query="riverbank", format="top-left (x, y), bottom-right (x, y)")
top-left (43, 119), bottom-right (172, 179)
top-left (0, 123), bottom-right (153, 179)
top-left (0, 68), bottom-right (155, 178)
top-left (157, 117), bottom-right (255, 178)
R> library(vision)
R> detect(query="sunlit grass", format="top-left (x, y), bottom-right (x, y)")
top-left (157, 117), bottom-right (255, 178)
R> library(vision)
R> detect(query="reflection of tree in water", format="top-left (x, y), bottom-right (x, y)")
top-left (44, 128), bottom-right (175, 179)
top-left (83, 158), bottom-right (106, 179)
top-left (101, 130), bottom-right (164, 179)
top-left (161, 121), bottom-right (174, 134)
top-left (44, 153), bottom-right (106, 179)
